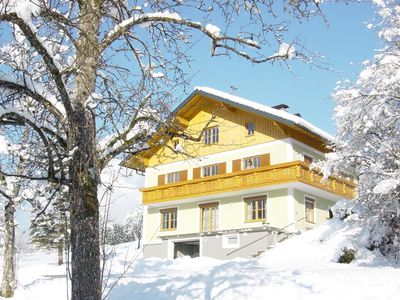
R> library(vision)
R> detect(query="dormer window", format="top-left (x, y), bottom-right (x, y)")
top-left (245, 122), bottom-right (255, 136)
top-left (204, 126), bottom-right (219, 144)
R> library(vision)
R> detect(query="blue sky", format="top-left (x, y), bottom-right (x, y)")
top-left (188, 1), bottom-right (380, 135)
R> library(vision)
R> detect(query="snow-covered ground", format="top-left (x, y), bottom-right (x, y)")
top-left (1, 219), bottom-right (399, 300)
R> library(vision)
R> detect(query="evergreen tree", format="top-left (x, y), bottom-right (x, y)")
top-left (30, 187), bottom-right (69, 265)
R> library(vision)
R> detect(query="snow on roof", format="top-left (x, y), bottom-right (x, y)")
top-left (191, 87), bottom-right (334, 142)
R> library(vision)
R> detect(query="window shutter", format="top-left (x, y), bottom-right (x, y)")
top-left (193, 167), bottom-right (201, 179)
top-left (179, 170), bottom-right (187, 181)
top-left (260, 153), bottom-right (270, 167)
top-left (218, 162), bottom-right (226, 174)
top-left (232, 159), bottom-right (241, 172)
top-left (158, 174), bottom-right (165, 185)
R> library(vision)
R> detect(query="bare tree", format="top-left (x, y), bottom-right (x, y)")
top-left (0, 172), bottom-right (16, 298)
top-left (125, 206), bottom-right (143, 250)
top-left (0, 129), bottom-right (28, 298)
top-left (0, 1), bottom-right (324, 299)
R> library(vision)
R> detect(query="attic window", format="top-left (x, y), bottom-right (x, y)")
top-left (245, 122), bottom-right (255, 136)
top-left (204, 126), bottom-right (219, 144)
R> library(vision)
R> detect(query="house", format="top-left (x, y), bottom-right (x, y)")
top-left (124, 87), bottom-right (355, 259)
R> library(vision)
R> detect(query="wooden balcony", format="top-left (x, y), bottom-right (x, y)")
top-left (140, 161), bottom-right (355, 204)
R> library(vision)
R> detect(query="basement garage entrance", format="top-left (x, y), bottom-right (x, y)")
top-left (174, 240), bottom-right (200, 258)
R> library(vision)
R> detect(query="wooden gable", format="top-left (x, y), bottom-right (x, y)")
top-left (124, 93), bottom-right (330, 170)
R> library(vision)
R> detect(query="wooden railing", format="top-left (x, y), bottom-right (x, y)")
top-left (140, 161), bottom-right (355, 204)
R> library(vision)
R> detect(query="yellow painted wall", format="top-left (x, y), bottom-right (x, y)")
top-left (148, 98), bottom-right (287, 166)
top-left (143, 189), bottom-right (289, 244)
top-left (293, 189), bottom-right (335, 230)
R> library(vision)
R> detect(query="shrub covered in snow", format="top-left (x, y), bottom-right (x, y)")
top-left (338, 247), bottom-right (356, 264)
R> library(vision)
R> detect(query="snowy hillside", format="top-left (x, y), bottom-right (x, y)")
top-left (1, 217), bottom-right (399, 300)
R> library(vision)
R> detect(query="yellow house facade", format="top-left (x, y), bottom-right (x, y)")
top-left (126, 87), bottom-right (355, 259)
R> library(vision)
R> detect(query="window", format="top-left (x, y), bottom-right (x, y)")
top-left (245, 122), bottom-right (255, 135)
top-left (244, 196), bottom-right (267, 222)
top-left (167, 172), bottom-right (180, 184)
top-left (305, 197), bottom-right (315, 223)
top-left (303, 154), bottom-right (314, 166)
top-left (200, 202), bottom-right (219, 232)
top-left (203, 164), bottom-right (219, 177)
top-left (161, 208), bottom-right (177, 231)
top-left (222, 234), bottom-right (239, 249)
top-left (243, 156), bottom-right (261, 169)
top-left (204, 126), bottom-right (219, 144)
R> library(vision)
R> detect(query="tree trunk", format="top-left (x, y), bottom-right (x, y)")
top-left (0, 200), bottom-right (16, 298)
top-left (69, 176), bottom-right (100, 300)
top-left (69, 1), bottom-right (101, 299)
top-left (57, 238), bottom-right (63, 266)
top-left (69, 108), bottom-right (101, 299)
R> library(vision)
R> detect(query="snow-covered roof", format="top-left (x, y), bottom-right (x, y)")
top-left (177, 87), bottom-right (333, 142)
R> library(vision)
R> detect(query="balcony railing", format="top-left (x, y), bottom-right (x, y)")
top-left (140, 161), bottom-right (355, 204)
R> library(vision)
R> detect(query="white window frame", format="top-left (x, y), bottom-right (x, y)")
top-left (202, 164), bottom-right (219, 177)
top-left (222, 234), bottom-right (240, 249)
top-left (243, 156), bottom-right (261, 170)
top-left (167, 172), bottom-right (180, 184)
top-left (204, 126), bottom-right (219, 145)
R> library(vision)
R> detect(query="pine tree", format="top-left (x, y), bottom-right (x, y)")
top-left (30, 187), bottom-right (69, 265)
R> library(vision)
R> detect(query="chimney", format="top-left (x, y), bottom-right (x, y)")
top-left (272, 104), bottom-right (289, 111)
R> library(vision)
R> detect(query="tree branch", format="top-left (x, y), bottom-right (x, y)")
top-left (0, 111), bottom-right (59, 182)
top-left (100, 14), bottom-right (261, 54)
top-left (0, 78), bottom-right (65, 121)
top-left (0, 12), bottom-right (73, 117)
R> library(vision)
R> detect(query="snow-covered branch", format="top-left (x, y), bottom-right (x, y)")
top-left (101, 13), bottom-right (261, 54)
top-left (0, 77), bottom-right (66, 121)
top-left (0, 12), bottom-right (73, 117)
top-left (0, 109), bottom-right (64, 183)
